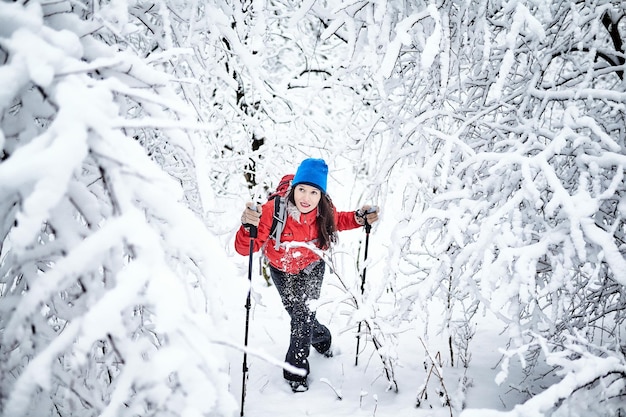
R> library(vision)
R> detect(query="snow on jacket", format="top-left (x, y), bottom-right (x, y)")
top-left (235, 198), bottom-right (361, 274)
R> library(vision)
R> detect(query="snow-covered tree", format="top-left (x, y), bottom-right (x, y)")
top-left (329, 0), bottom-right (626, 413)
top-left (205, 0), bottom-right (379, 200)
top-left (0, 1), bottom-right (236, 415)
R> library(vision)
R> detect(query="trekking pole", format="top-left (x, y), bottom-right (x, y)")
top-left (241, 208), bottom-right (258, 417)
top-left (354, 206), bottom-right (377, 367)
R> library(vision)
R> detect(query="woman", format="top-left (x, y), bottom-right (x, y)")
top-left (235, 158), bottom-right (379, 392)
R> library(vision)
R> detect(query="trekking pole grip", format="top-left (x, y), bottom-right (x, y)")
top-left (243, 205), bottom-right (259, 238)
top-left (357, 206), bottom-right (377, 233)
top-left (246, 225), bottom-right (258, 238)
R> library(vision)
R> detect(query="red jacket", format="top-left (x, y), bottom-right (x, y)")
top-left (235, 198), bottom-right (361, 274)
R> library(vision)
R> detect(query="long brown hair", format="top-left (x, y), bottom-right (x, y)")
top-left (288, 189), bottom-right (338, 249)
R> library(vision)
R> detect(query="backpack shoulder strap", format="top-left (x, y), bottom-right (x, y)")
top-left (270, 195), bottom-right (287, 250)
top-left (266, 174), bottom-right (293, 251)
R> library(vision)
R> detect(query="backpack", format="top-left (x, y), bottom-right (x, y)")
top-left (267, 174), bottom-right (293, 250)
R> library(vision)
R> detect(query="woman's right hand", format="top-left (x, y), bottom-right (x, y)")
top-left (241, 202), bottom-right (262, 227)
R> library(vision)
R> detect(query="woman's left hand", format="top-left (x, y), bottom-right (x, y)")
top-left (355, 205), bottom-right (379, 225)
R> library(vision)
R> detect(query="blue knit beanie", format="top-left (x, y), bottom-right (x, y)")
top-left (292, 158), bottom-right (328, 193)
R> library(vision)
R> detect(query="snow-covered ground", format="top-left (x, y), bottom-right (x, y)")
top-left (219, 226), bottom-right (525, 417)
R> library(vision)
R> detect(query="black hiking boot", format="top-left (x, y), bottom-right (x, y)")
top-left (320, 347), bottom-right (333, 358)
top-left (289, 379), bottom-right (309, 393)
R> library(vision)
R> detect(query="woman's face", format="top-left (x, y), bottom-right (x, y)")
top-left (294, 184), bottom-right (322, 214)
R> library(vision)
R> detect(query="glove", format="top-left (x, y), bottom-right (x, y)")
top-left (355, 205), bottom-right (379, 225)
top-left (241, 202), bottom-right (262, 227)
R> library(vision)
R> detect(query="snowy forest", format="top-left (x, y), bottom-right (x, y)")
top-left (1, 0), bottom-right (625, 416)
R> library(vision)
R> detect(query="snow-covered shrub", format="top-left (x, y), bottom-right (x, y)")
top-left (326, 0), bottom-right (626, 411)
top-left (0, 1), bottom-right (235, 416)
